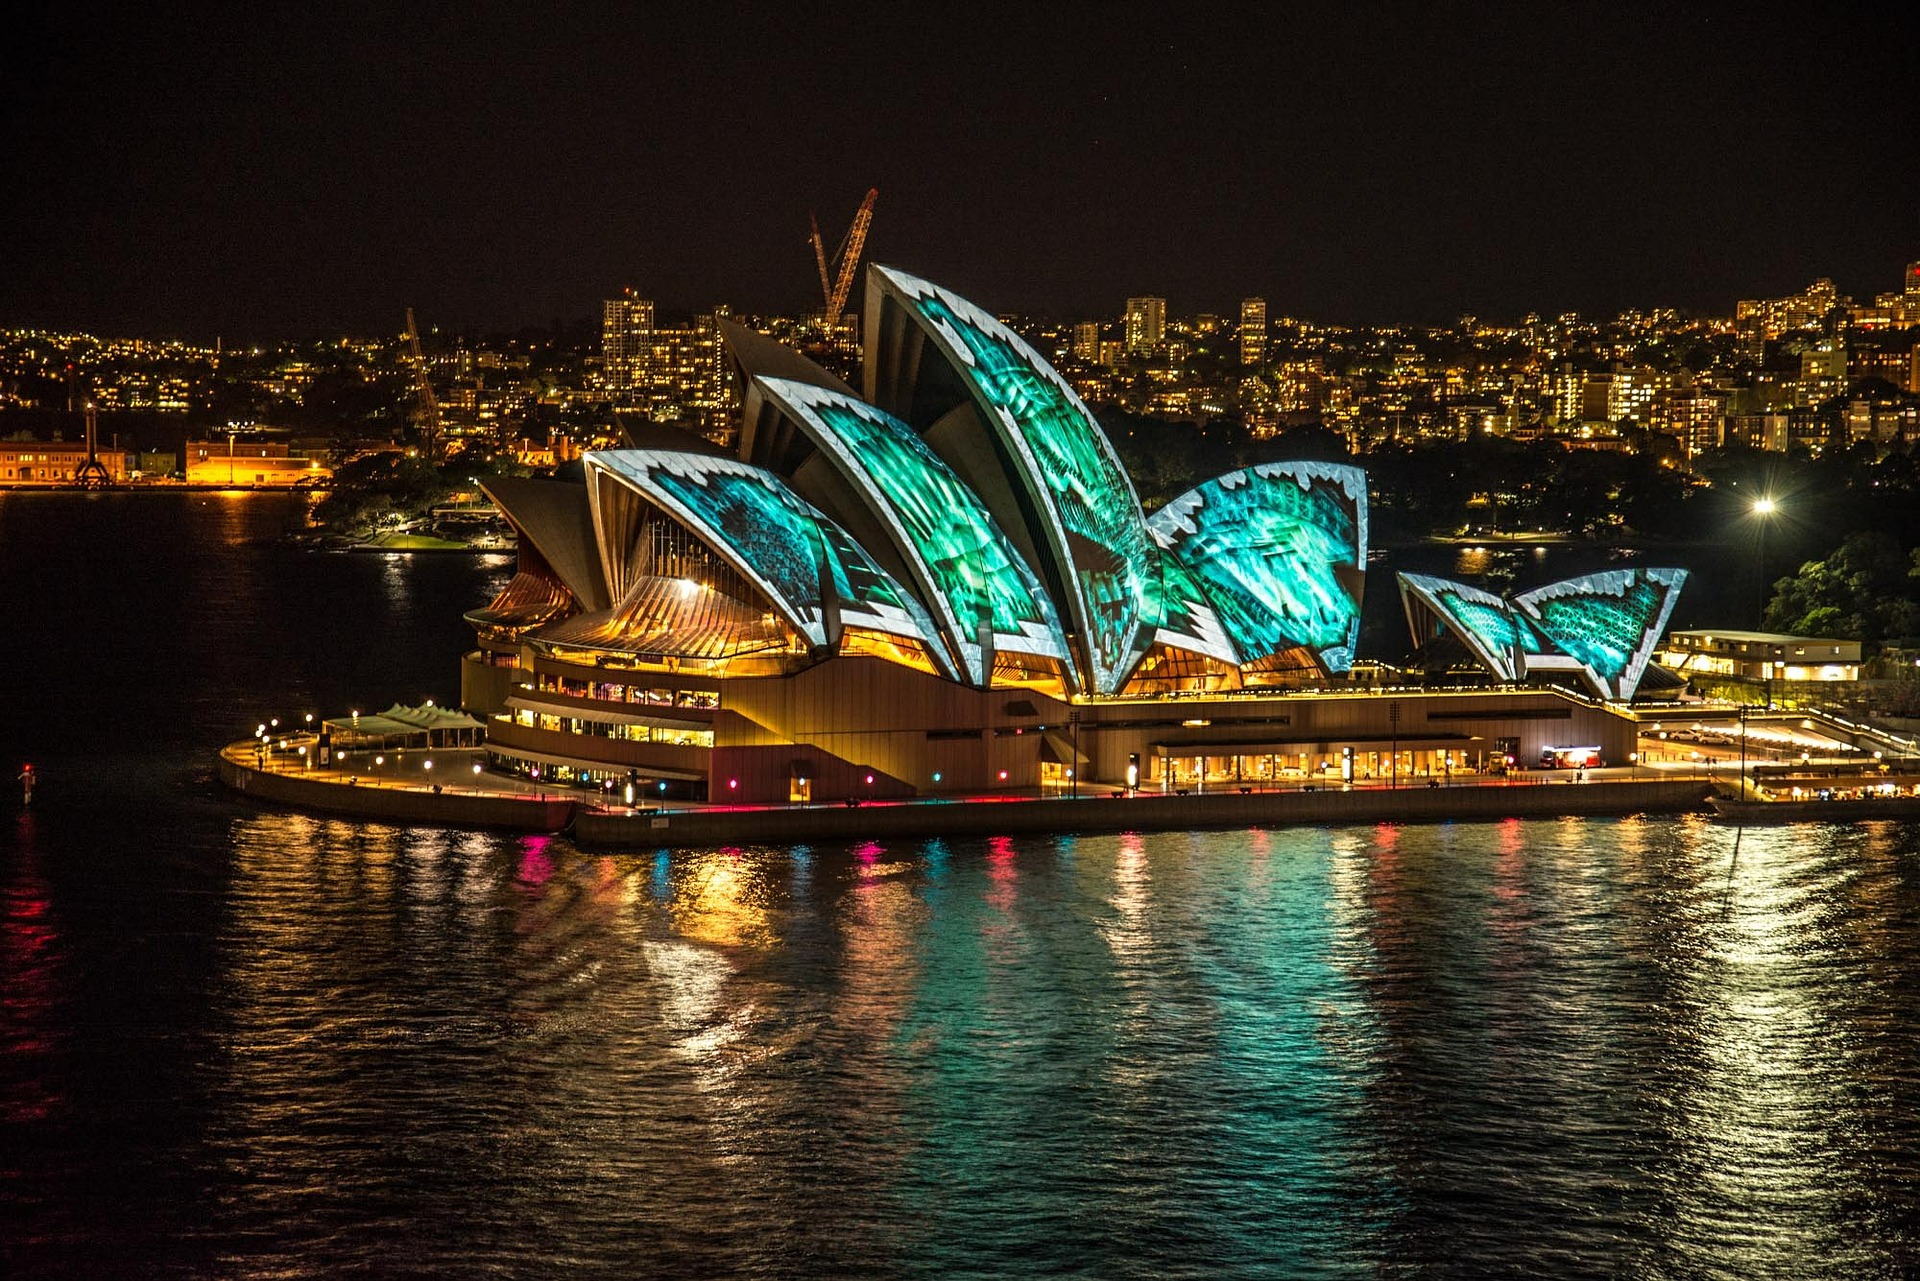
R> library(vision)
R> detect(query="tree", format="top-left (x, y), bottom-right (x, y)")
top-left (1763, 531), bottom-right (1920, 649)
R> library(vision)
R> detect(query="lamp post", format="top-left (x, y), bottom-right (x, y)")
top-left (1739, 704), bottom-right (1749, 799)
top-left (1752, 495), bottom-right (1778, 628)
top-left (1069, 709), bottom-right (1081, 800)
top-left (1388, 700), bottom-right (1401, 788)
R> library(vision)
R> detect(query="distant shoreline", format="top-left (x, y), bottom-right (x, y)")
top-left (0, 482), bottom-right (329, 493)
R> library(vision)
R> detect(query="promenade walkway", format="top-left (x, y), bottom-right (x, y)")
top-left (220, 736), bottom-right (1716, 846)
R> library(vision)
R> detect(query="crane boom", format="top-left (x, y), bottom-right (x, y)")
top-left (807, 188), bottom-right (878, 332)
top-left (824, 188), bottom-right (878, 329)
top-left (403, 307), bottom-right (443, 462)
top-left (810, 212), bottom-right (832, 309)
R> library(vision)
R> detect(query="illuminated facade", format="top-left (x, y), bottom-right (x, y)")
top-left (184, 439), bottom-right (330, 487)
top-left (600, 290), bottom-right (654, 395)
top-left (1124, 296), bottom-right (1165, 353)
top-left (1659, 629), bottom-right (1861, 685)
top-left (1399, 567), bottom-right (1688, 699)
top-left (752, 377), bottom-right (1069, 686)
top-left (869, 266), bottom-right (1164, 693)
top-left (1239, 298), bottom-right (1267, 366)
top-left (460, 266), bottom-right (1638, 801)
top-left (0, 440), bottom-right (132, 485)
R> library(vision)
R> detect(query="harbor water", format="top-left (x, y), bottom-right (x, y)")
top-left (3, 492), bottom-right (1917, 1277)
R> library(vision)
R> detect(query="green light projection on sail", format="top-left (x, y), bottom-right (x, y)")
top-left (877, 267), bottom-right (1155, 694)
top-left (755, 377), bottom-right (1068, 685)
top-left (1150, 463), bottom-right (1368, 673)
top-left (590, 451), bottom-right (947, 670)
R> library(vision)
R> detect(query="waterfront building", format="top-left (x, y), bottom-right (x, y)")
top-left (0, 439), bottom-right (132, 485)
top-left (1723, 412), bottom-right (1791, 453)
top-left (1659, 630), bottom-right (1861, 685)
top-left (184, 439), bottom-right (330, 486)
top-left (461, 266), bottom-right (1653, 803)
top-left (1071, 321), bottom-right (1100, 363)
top-left (602, 292), bottom-right (734, 427)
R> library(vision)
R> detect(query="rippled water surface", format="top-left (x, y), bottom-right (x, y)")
top-left (4, 494), bottom-right (1919, 1278)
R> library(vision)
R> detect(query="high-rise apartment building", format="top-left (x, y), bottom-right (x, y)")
top-left (1124, 297), bottom-right (1165, 354)
top-left (1071, 321), bottom-right (1101, 363)
top-left (1239, 298), bottom-right (1267, 366)
top-left (601, 291), bottom-right (734, 422)
top-left (602, 290), bottom-right (655, 396)
top-left (1654, 391), bottom-right (1725, 462)
top-left (1606, 367), bottom-right (1664, 425)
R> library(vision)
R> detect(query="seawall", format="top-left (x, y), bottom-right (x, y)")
top-left (572, 778), bottom-right (1715, 849)
top-left (219, 751), bottom-right (576, 832)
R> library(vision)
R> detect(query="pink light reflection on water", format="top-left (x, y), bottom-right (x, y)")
top-left (3, 810), bottom-right (66, 1125)
top-left (1493, 817), bottom-right (1528, 905)
top-left (517, 835), bottom-right (554, 886)
top-left (985, 835), bottom-right (1018, 917)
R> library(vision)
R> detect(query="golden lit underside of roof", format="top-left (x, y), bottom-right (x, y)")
top-left (988, 651), bottom-right (1070, 698)
top-left (1121, 643), bottom-right (1247, 695)
top-left (531, 573), bottom-right (794, 660)
top-left (1236, 646), bottom-right (1324, 688)
top-left (840, 627), bottom-right (944, 675)
top-left (463, 569), bottom-right (576, 631)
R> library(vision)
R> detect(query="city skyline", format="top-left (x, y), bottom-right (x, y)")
top-left (7, 253), bottom-right (1916, 348)
top-left (2, 3), bottom-right (1914, 338)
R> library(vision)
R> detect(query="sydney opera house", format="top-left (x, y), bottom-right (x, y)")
top-left (461, 266), bottom-right (1683, 803)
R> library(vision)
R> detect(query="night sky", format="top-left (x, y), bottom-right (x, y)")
top-left (3, 2), bottom-right (1915, 339)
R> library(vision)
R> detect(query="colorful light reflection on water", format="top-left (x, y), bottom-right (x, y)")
top-left (5, 492), bottom-right (1918, 1278)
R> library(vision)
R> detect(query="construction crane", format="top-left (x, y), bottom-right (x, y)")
top-left (809, 187), bottom-right (877, 332)
top-left (403, 307), bottom-right (444, 462)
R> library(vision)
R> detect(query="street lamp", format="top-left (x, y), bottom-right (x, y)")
top-left (1739, 704), bottom-right (1751, 799)
top-left (1752, 495), bottom-right (1779, 627)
